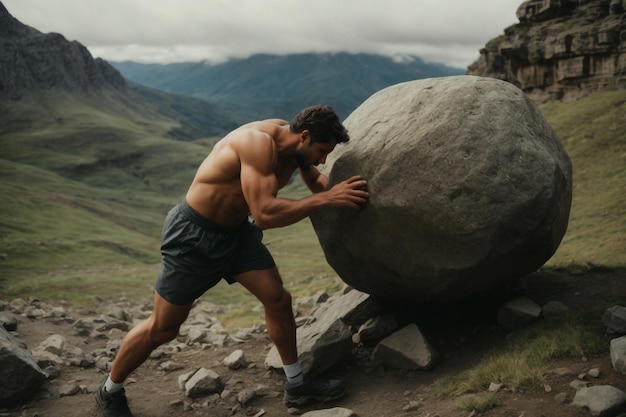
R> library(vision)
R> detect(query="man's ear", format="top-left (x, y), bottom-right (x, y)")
top-left (300, 130), bottom-right (311, 143)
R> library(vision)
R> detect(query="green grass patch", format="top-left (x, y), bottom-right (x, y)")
top-left (455, 393), bottom-right (500, 413)
top-left (542, 88), bottom-right (626, 267)
top-left (434, 310), bottom-right (607, 396)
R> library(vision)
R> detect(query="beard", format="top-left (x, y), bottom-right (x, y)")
top-left (294, 151), bottom-right (312, 171)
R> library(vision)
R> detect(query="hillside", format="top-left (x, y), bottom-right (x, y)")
top-left (0, 2), bottom-right (239, 303)
top-left (111, 53), bottom-right (466, 121)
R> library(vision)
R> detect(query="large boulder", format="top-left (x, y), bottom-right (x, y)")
top-left (311, 76), bottom-right (572, 302)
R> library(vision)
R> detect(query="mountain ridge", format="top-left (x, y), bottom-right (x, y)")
top-left (0, 2), bottom-right (125, 99)
top-left (111, 52), bottom-right (466, 121)
top-left (0, 1), bottom-right (238, 139)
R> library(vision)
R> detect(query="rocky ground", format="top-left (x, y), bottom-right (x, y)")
top-left (1, 266), bottom-right (626, 417)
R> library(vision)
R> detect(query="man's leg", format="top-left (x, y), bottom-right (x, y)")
top-left (110, 292), bottom-right (192, 381)
top-left (97, 292), bottom-right (192, 416)
top-left (233, 267), bottom-right (346, 407)
top-left (233, 266), bottom-right (297, 365)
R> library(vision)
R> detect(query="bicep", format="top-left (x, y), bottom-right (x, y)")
top-left (237, 135), bottom-right (279, 214)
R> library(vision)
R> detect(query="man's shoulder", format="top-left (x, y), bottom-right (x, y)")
top-left (262, 118), bottom-right (289, 126)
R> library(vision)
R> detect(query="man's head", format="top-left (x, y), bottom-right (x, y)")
top-left (290, 105), bottom-right (350, 145)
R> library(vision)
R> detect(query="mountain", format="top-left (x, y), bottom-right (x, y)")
top-left (468, 0), bottom-right (626, 104)
top-left (0, 2), bottom-right (125, 98)
top-left (111, 53), bottom-right (466, 121)
top-left (0, 1), bottom-right (240, 297)
top-left (0, 2), bottom-right (238, 139)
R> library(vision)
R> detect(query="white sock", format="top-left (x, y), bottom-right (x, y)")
top-left (283, 361), bottom-right (304, 385)
top-left (104, 375), bottom-right (124, 394)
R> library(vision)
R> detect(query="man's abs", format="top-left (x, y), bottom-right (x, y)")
top-left (185, 182), bottom-right (250, 228)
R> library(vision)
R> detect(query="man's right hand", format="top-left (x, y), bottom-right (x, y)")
top-left (327, 176), bottom-right (369, 209)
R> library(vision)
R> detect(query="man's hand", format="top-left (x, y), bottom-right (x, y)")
top-left (326, 175), bottom-right (369, 209)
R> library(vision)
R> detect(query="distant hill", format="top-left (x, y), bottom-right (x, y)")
top-left (111, 53), bottom-right (466, 121)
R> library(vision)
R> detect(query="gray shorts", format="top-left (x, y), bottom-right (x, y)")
top-left (155, 200), bottom-right (275, 305)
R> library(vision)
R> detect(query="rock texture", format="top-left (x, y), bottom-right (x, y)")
top-left (311, 75), bottom-right (572, 302)
top-left (0, 327), bottom-right (46, 407)
top-left (468, 0), bottom-right (626, 103)
top-left (0, 2), bottom-right (126, 99)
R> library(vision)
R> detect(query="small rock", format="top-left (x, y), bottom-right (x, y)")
top-left (488, 382), bottom-right (503, 392)
top-left (554, 392), bottom-right (568, 403)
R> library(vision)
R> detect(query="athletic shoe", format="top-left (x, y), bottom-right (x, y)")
top-left (283, 375), bottom-right (347, 407)
top-left (95, 379), bottom-right (134, 417)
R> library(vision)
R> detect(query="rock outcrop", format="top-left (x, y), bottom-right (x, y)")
top-left (311, 75), bottom-right (572, 302)
top-left (468, 0), bottom-right (626, 103)
top-left (0, 1), bottom-right (126, 99)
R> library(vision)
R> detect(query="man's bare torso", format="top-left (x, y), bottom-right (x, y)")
top-left (185, 119), bottom-right (297, 228)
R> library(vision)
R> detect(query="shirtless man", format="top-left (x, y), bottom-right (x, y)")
top-left (96, 105), bottom-right (369, 417)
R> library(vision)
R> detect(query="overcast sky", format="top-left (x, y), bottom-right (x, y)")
top-left (4, 0), bottom-right (522, 69)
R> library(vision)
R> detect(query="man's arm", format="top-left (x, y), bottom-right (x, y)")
top-left (300, 166), bottom-right (328, 193)
top-left (238, 134), bottom-right (368, 230)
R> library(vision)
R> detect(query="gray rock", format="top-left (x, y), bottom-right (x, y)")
top-left (184, 367), bottom-right (224, 398)
top-left (610, 336), bottom-right (626, 374)
top-left (178, 368), bottom-right (198, 390)
top-left (571, 385), bottom-right (626, 417)
top-left (35, 334), bottom-right (66, 356)
top-left (372, 323), bottom-right (439, 370)
top-left (542, 301), bottom-right (570, 318)
top-left (311, 76), bottom-right (572, 302)
top-left (223, 349), bottom-right (247, 370)
top-left (57, 383), bottom-right (80, 397)
top-left (497, 297), bottom-right (542, 330)
top-left (0, 327), bottom-right (46, 406)
top-left (65, 346), bottom-right (95, 368)
top-left (265, 289), bottom-right (383, 374)
top-left (301, 408), bottom-right (356, 417)
top-left (0, 313), bottom-right (17, 331)
top-left (603, 306), bottom-right (626, 335)
top-left (357, 314), bottom-right (399, 345)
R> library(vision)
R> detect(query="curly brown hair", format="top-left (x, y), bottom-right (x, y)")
top-left (290, 105), bottom-right (350, 144)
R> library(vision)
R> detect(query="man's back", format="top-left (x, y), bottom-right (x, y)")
top-left (185, 119), bottom-right (291, 227)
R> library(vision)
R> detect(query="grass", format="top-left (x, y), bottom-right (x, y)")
top-left (434, 308), bottom-right (608, 397)
top-left (542, 87), bottom-right (626, 267)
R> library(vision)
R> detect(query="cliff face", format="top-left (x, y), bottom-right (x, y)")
top-left (468, 0), bottom-right (626, 103)
top-left (0, 2), bottom-right (126, 99)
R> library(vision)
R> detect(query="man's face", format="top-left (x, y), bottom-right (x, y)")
top-left (295, 133), bottom-right (336, 170)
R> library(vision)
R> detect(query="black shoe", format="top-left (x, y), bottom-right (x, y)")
top-left (283, 376), bottom-right (347, 407)
top-left (95, 380), bottom-right (134, 417)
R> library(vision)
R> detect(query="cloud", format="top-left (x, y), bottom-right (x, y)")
top-left (3, 0), bottom-right (521, 68)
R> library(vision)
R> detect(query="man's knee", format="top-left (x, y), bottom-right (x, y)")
top-left (263, 287), bottom-right (292, 313)
top-left (147, 320), bottom-right (181, 347)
